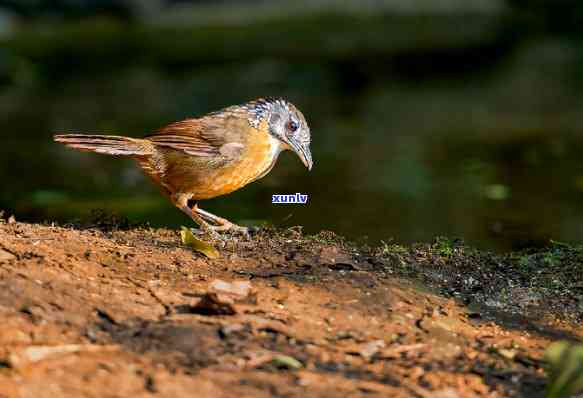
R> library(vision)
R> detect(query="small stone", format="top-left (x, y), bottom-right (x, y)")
top-left (219, 323), bottom-right (247, 338)
top-left (497, 348), bottom-right (516, 360)
top-left (320, 246), bottom-right (357, 270)
top-left (191, 293), bottom-right (237, 316)
top-left (9, 344), bottom-right (118, 368)
top-left (210, 279), bottom-right (252, 299)
top-left (360, 340), bottom-right (386, 359)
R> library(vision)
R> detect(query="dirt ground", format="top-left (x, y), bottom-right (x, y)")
top-left (0, 215), bottom-right (581, 398)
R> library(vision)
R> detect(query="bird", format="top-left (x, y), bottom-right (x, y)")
top-left (54, 98), bottom-right (312, 237)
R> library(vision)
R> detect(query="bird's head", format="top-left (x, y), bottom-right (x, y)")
top-left (248, 98), bottom-right (312, 170)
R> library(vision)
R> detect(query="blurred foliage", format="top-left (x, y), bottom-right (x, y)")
top-left (2, 1), bottom-right (583, 251)
top-left (545, 341), bottom-right (583, 398)
top-left (508, 0), bottom-right (583, 35)
top-left (1, 0), bottom-right (135, 20)
top-left (0, 13), bottom-right (515, 86)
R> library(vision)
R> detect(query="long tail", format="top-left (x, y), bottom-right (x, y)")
top-left (54, 134), bottom-right (153, 156)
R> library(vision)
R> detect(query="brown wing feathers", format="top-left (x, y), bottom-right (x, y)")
top-left (145, 134), bottom-right (220, 157)
top-left (145, 118), bottom-right (226, 157)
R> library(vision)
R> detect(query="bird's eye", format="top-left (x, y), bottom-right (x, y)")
top-left (287, 120), bottom-right (299, 133)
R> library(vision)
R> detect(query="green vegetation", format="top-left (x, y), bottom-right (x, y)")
top-left (545, 342), bottom-right (583, 398)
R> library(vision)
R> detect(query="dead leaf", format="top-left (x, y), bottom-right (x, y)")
top-left (269, 355), bottom-right (303, 370)
top-left (180, 227), bottom-right (219, 259)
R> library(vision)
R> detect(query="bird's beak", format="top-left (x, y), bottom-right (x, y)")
top-left (290, 140), bottom-right (313, 170)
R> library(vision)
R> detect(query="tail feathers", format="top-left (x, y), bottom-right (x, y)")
top-left (54, 134), bottom-right (152, 156)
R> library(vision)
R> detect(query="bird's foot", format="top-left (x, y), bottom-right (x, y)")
top-left (190, 222), bottom-right (249, 239)
top-left (190, 226), bottom-right (224, 242)
top-left (208, 222), bottom-right (250, 237)
top-left (194, 208), bottom-right (250, 237)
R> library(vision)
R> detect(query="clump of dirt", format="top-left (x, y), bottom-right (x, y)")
top-left (0, 220), bottom-right (580, 397)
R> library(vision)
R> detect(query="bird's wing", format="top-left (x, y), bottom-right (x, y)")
top-left (145, 118), bottom-right (230, 157)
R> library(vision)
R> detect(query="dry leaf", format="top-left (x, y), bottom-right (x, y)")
top-left (180, 227), bottom-right (219, 259)
top-left (269, 355), bottom-right (303, 370)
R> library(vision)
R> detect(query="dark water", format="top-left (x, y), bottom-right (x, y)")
top-left (3, 11), bottom-right (583, 252)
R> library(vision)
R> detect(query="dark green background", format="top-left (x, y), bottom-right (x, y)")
top-left (2, 0), bottom-right (583, 251)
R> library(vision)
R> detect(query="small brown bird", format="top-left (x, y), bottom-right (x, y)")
top-left (54, 98), bottom-right (312, 235)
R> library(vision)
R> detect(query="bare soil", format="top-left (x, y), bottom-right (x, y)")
top-left (0, 217), bottom-right (581, 397)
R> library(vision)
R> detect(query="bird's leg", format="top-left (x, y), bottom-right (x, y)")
top-left (172, 194), bottom-right (222, 240)
top-left (172, 194), bottom-right (247, 237)
top-left (195, 207), bottom-right (249, 235)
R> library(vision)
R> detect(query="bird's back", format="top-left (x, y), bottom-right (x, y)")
top-left (138, 110), bottom-right (283, 200)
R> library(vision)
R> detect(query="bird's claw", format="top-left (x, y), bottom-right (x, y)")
top-left (190, 227), bottom-right (224, 242)
top-left (212, 224), bottom-right (250, 238)
top-left (191, 224), bottom-right (250, 240)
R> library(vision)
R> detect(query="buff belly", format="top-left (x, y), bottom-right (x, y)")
top-left (150, 128), bottom-right (280, 200)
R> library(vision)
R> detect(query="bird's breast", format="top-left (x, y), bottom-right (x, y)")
top-left (185, 128), bottom-right (282, 199)
top-left (217, 131), bottom-right (281, 189)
